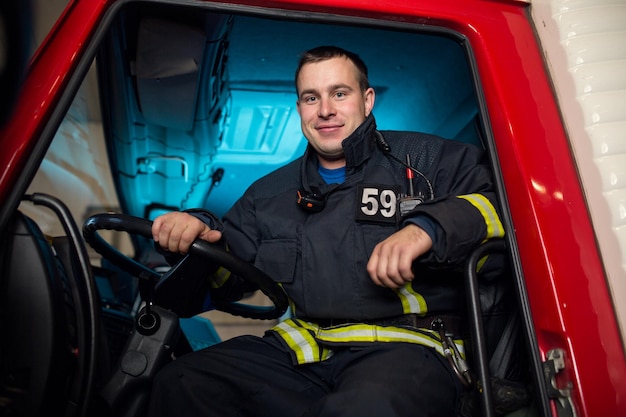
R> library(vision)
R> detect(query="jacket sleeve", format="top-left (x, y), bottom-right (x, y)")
top-left (402, 139), bottom-right (504, 266)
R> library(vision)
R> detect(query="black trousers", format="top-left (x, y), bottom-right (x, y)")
top-left (148, 333), bottom-right (461, 417)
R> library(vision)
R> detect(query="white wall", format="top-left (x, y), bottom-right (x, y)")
top-left (531, 0), bottom-right (626, 341)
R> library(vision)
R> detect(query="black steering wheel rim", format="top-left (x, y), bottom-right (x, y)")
top-left (83, 213), bottom-right (288, 320)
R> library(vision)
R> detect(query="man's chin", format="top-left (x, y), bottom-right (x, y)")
top-left (316, 151), bottom-right (346, 167)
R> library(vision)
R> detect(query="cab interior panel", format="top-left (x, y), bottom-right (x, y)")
top-left (97, 4), bottom-right (481, 223)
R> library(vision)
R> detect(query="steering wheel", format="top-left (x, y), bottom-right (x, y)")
top-left (83, 213), bottom-right (288, 320)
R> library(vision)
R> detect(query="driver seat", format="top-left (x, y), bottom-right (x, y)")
top-left (0, 194), bottom-right (199, 417)
top-left (0, 209), bottom-right (103, 417)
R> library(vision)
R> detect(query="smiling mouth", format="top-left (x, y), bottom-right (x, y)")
top-left (316, 124), bottom-right (342, 133)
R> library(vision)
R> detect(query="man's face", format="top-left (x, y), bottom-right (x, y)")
top-left (296, 56), bottom-right (375, 169)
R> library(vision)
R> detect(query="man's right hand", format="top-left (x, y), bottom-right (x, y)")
top-left (152, 211), bottom-right (223, 254)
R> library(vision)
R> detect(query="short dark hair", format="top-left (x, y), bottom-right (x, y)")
top-left (294, 46), bottom-right (370, 94)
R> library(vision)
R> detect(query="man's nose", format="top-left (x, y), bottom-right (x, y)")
top-left (318, 98), bottom-right (335, 118)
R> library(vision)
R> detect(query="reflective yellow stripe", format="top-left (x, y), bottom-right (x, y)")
top-left (288, 298), bottom-right (297, 316)
top-left (273, 321), bottom-right (317, 363)
top-left (270, 320), bottom-right (463, 365)
top-left (396, 284), bottom-right (428, 314)
top-left (210, 267), bottom-right (231, 288)
top-left (273, 319), bottom-right (332, 363)
top-left (457, 194), bottom-right (504, 239)
top-left (315, 324), bottom-right (448, 355)
top-left (477, 255), bottom-right (488, 271)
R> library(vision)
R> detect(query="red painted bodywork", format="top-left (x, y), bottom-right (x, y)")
top-left (1, 0), bottom-right (624, 415)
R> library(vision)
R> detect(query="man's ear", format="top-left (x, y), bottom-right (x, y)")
top-left (364, 87), bottom-right (375, 116)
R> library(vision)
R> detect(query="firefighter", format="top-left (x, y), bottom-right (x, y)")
top-left (148, 45), bottom-right (504, 417)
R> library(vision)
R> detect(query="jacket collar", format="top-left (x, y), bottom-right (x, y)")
top-left (342, 113), bottom-right (377, 173)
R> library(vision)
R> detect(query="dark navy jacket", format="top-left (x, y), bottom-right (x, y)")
top-left (218, 114), bottom-right (504, 320)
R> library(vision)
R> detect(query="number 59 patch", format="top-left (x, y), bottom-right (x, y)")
top-left (355, 184), bottom-right (400, 224)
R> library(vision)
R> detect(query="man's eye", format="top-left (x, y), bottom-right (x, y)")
top-left (335, 91), bottom-right (346, 98)
top-left (305, 96), bottom-right (317, 103)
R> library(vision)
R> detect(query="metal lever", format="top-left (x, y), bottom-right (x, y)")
top-left (432, 318), bottom-right (472, 387)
